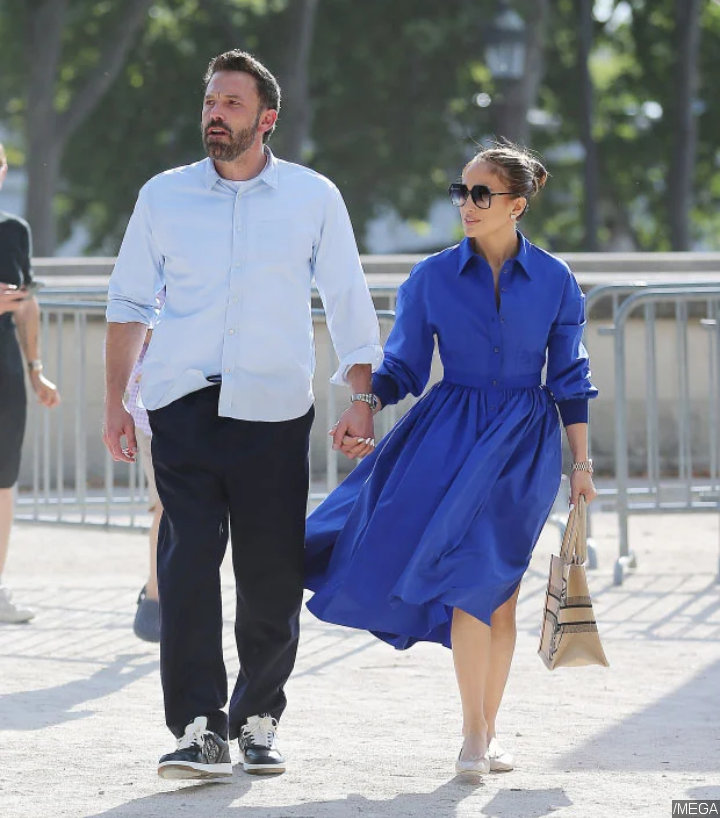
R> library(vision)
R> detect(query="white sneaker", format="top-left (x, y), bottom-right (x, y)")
top-left (487, 736), bottom-right (514, 772)
top-left (239, 714), bottom-right (285, 775)
top-left (0, 586), bottom-right (34, 624)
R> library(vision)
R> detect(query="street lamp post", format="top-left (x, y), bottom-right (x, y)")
top-left (484, 0), bottom-right (527, 142)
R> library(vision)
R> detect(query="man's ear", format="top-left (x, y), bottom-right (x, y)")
top-left (258, 109), bottom-right (278, 137)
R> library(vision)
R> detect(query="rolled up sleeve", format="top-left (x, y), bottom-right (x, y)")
top-left (106, 185), bottom-right (164, 326)
top-left (312, 184), bottom-right (382, 384)
top-left (546, 272), bottom-right (598, 425)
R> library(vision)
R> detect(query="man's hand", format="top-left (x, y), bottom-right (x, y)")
top-left (103, 401), bottom-right (137, 463)
top-left (329, 401), bottom-right (375, 459)
top-left (29, 370), bottom-right (60, 408)
top-left (0, 285), bottom-right (28, 315)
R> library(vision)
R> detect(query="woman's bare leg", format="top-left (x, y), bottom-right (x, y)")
top-left (451, 607), bottom-right (491, 758)
top-left (484, 584), bottom-right (520, 740)
top-left (0, 487), bottom-right (13, 577)
top-left (144, 502), bottom-right (163, 600)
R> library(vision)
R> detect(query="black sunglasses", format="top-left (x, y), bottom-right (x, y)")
top-left (448, 183), bottom-right (516, 209)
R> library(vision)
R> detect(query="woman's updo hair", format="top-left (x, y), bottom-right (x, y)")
top-left (466, 141), bottom-right (548, 218)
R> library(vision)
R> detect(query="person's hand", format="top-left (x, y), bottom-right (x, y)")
top-left (103, 401), bottom-right (137, 463)
top-left (29, 370), bottom-right (60, 408)
top-left (329, 402), bottom-right (375, 459)
top-left (570, 469), bottom-right (597, 508)
top-left (0, 284), bottom-right (28, 315)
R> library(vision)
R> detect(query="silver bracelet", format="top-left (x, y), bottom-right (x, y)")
top-left (350, 392), bottom-right (378, 411)
top-left (572, 459), bottom-right (593, 474)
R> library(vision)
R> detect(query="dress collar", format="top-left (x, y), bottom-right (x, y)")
top-left (457, 231), bottom-right (532, 278)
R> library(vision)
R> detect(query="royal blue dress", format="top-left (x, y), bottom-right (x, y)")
top-left (305, 233), bottom-right (597, 650)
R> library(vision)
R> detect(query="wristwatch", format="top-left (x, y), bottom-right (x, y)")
top-left (27, 359), bottom-right (43, 373)
top-left (350, 392), bottom-right (378, 411)
top-left (571, 459), bottom-right (593, 474)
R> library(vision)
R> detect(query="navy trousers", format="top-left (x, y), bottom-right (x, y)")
top-left (148, 386), bottom-right (313, 740)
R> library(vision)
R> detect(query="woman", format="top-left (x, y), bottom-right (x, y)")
top-left (126, 288), bottom-right (165, 643)
top-left (305, 143), bottom-right (598, 775)
top-left (0, 142), bottom-right (60, 623)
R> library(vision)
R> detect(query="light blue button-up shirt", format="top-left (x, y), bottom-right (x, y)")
top-left (107, 150), bottom-right (383, 422)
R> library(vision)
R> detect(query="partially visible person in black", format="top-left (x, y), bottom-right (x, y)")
top-left (0, 142), bottom-right (60, 623)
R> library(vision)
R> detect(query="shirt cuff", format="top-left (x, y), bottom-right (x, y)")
top-left (330, 344), bottom-right (384, 385)
top-left (557, 398), bottom-right (589, 426)
top-left (106, 299), bottom-right (156, 326)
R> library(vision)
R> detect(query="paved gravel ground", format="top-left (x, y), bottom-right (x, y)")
top-left (1, 510), bottom-right (719, 818)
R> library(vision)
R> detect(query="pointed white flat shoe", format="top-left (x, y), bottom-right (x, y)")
top-left (455, 743), bottom-right (490, 775)
top-left (487, 737), bottom-right (514, 772)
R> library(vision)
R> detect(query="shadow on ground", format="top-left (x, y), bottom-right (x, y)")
top-left (557, 657), bottom-right (720, 772)
top-left (0, 653), bottom-right (157, 730)
top-left (82, 779), bottom-right (572, 818)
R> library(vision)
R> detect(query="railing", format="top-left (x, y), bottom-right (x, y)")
top-left (16, 289), bottom-right (401, 528)
top-left (597, 285), bottom-right (720, 584)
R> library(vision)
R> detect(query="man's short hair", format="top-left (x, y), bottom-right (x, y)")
top-left (204, 50), bottom-right (281, 143)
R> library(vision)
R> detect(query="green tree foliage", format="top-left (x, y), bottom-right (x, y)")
top-left (1, 0), bottom-right (719, 253)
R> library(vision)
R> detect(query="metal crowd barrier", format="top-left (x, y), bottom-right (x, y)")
top-left (15, 289), bottom-right (400, 528)
top-left (595, 285), bottom-right (720, 585)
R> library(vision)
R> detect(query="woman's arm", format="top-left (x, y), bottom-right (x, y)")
top-left (565, 422), bottom-right (596, 507)
top-left (14, 295), bottom-right (60, 408)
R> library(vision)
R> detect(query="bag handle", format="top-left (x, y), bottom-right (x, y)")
top-left (559, 494), bottom-right (588, 565)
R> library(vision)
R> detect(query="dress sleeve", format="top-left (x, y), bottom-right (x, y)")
top-left (546, 271), bottom-right (598, 426)
top-left (372, 270), bottom-right (434, 408)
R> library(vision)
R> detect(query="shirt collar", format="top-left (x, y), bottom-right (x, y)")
top-left (203, 146), bottom-right (279, 190)
top-left (457, 231), bottom-right (533, 278)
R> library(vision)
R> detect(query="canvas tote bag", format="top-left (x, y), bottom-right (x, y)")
top-left (538, 495), bottom-right (609, 669)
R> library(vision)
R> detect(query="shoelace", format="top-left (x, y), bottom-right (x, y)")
top-left (241, 714), bottom-right (278, 748)
top-left (176, 716), bottom-right (208, 750)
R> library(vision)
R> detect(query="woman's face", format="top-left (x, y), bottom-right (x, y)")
top-left (459, 160), bottom-right (525, 243)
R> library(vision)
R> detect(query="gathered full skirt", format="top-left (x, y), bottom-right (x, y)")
top-left (304, 380), bottom-right (562, 649)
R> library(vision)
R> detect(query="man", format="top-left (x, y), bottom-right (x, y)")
top-left (104, 50), bottom-right (382, 780)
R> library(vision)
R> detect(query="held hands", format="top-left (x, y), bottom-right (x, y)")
top-left (29, 370), bottom-right (60, 408)
top-left (570, 469), bottom-right (597, 508)
top-left (103, 402), bottom-right (138, 463)
top-left (329, 401), bottom-right (375, 459)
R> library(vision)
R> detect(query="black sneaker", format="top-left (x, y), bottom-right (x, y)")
top-left (158, 716), bottom-right (233, 779)
top-left (239, 714), bottom-right (285, 775)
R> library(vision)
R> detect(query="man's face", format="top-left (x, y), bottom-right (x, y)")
top-left (201, 71), bottom-right (266, 162)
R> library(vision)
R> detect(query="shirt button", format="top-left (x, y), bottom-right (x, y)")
top-left (232, 296), bottom-right (239, 303)
top-left (492, 379), bottom-right (498, 386)
top-left (493, 347), bottom-right (500, 353)
top-left (228, 329), bottom-right (235, 335)
top-left (500, 317), bottom-right (505, 323)
top-left (224, 368), bottom-right (231, 374)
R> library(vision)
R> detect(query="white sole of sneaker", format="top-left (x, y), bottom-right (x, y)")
top-left (242, 762), bottom-right (286, 775)
top-left (158, 761), bottom-right (233, 780)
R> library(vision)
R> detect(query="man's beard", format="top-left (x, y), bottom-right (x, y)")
top-left (202, 113), bottom-right (261, 161)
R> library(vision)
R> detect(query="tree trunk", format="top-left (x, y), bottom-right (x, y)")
top-left (24, 0), bottom-right (66, 255)
top-left (23, 0), bottom-right (152, 255)
top-left (577, 0), bottom-right (599, 250)
top-left (273, 0), bottom-right (320, 163)
top-left (668, 0), bottom-right (702, 250)
top-left (494, 0), bottom-right (550, 145)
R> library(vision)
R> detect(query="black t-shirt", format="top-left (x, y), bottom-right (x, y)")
top-left (0, 211), bottom-right (33, 331)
